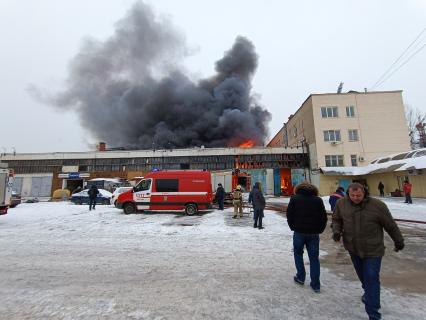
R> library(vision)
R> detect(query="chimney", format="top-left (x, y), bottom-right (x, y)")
top-left (98, 142), bottom-right (106, 152)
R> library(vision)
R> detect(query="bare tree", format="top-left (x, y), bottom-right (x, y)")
top-left (405, 105), bottom-right (426, 149)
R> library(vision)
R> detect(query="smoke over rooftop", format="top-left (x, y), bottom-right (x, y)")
top-left (39, 1), bottom-right (271, 149)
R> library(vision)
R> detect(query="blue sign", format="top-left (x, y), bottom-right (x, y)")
top-left (69, 172), bottom-right (80, 179)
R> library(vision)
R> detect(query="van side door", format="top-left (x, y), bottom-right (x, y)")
top-left (151, 178), bottom-right (180, 211)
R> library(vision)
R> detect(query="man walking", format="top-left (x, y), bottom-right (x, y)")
top-left (232, 185), bottom-right (243, 218)
top-left (88, 184), bottom-right (99, 211)
top-left (215, 183), bottom-right (225, 210)
top-left (286, 182), bottom-right (327, 293)
top-left (332, 182), bottom-right (404, 320)
top-left (403, 180), bottom-right (413, 204)
top-left (248, 182), bottom-right (266, 229)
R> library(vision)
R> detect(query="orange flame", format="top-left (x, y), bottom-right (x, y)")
top-left (239, 140), bottom-right (255, 148)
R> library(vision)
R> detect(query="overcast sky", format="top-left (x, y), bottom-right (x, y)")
top-left (1, 0), bottom-right (425, 153)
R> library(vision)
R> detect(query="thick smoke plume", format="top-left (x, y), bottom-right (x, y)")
top-left (44, 2), bottom-right (271, 149)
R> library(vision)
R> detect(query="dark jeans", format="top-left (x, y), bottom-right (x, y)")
top-left (350, 254), bottom-right (382, 320)
top-left (405, 193), bottom-right (412, 204)
top-left (218, 198), bottom-right (224, 210)
top-left (293, 232), bottom-right (320, 290)
top-left (89, 197), bottom-right (97, 210)
top-left (253, 208), bottom-right (263, 227)
top-left (379, 189), bottom-right (384, 197)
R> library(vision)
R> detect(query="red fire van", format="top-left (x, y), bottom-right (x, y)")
top-left (116, 170), bottom-right (213, 215)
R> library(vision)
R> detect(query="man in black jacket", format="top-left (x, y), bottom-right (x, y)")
top-left (215, 183), bottom-right (225, 210)
top-left (88, 185), bottom-right (99, 211)
top-left (248, 182), bottom-right (266, 229)
top-left (286, 182), bottom-right (327, 293)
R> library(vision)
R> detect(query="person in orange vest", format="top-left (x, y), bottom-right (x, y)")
top-left (329, 186), bottom-right (345, 212)
top-left (403, 180), bottom-right (413, 204)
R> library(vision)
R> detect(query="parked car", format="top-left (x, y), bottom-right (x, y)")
top-left (70, 188), bottom-right (112, 205)
top-left (10, 191), bottom-right (22, 208)
top-left (110, 187), bottom-right (133, 206)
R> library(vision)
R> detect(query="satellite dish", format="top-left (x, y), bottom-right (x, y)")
top-left (337, 82), bottom-right (344, 93)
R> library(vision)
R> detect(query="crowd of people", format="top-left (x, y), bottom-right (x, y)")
top-left (216, 181), bottom-right (405, 320)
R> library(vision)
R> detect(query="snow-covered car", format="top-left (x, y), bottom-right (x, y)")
top-left (70, 189), bottom-right (112, 205)
top-left (10, 191), bottom-right (22, 208)
top-left (110, 187), bottom-right (133, 206)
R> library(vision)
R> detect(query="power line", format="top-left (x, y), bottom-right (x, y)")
top-left (370, 27), bottom-right (426, 90)
top-left (373, 43), bottom-right (425, 89)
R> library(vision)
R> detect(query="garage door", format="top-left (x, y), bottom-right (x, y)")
top-left (31, 177), bottom-right (53, 197)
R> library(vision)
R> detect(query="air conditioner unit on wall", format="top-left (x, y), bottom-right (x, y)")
top-left (358, 156), bottom-right (365, 162)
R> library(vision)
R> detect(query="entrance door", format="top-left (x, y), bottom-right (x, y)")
top-left (66, 179), bottom-right (83, 194)
top-left (337, 179), bottom-right (351, 193)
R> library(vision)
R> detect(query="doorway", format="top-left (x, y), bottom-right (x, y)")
top-left (66, 179), bottom-right (84, 194)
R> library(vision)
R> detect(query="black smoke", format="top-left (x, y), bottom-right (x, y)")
top-left (39, 1), bottom-right (271, 149)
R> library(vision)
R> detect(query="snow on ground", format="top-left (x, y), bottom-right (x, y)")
top-left (268, 194), bottom-right (426, 223)
top-left (0, 202), bottom-right (425, 319)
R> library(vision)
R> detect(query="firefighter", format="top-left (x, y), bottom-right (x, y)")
top-left (232, 185), bottom-right (243, 218)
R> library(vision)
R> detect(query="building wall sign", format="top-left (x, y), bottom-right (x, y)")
top-left (58, 172), bottom-right (90, 179)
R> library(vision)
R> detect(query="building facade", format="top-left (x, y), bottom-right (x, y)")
top-left (268, 90), bottom-right (411, 195)
top-left (1, 146), bottom-right (309, 198)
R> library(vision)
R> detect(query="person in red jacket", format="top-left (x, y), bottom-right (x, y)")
top-left (403, 180), bottom-right (413, 204)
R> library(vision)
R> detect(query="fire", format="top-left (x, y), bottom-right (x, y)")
top-left (239, 140), bottom-right (255, 148)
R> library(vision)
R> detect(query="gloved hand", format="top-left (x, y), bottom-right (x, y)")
top-left (332, 233), bottom-right (341, 242)
top-left (394, 242), bottom-right (404, 252)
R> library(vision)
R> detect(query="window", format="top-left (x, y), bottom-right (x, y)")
top-left (325, 155), bottom-right (344, 167)
top-left (323, 130), bottom-right (341, 142)
top-left (134, 179), bottom-right (151, 192)
top-left (348, 129), bottom-right (359, 141)
top-left (351, 155), bottom-right (358, 166)
top-left (321, 106), bottom-right (338, 118)
top-left (346, 106), bottom-right (355, 117)
top-left (155, 179), bottom-right (178, 192)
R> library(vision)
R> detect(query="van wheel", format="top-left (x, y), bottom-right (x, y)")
top-left (123, 203), bottom-right (136, 215)
top-left (185, 204), bottom-right (198, 215)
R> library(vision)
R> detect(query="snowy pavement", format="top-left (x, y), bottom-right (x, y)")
top-left (0, 202), bottom-right (425, 319)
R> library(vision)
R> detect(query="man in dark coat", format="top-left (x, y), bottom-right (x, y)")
top-left (329, 186), bottom-right (345, 212)
top-left (332, 182), bottom-right (404, 320)
top-left (286, 182), bottom-right (327, 293)
top-left (248, 182), bottom-right (266, 229)
top-left (215, 183), bottom-right (225, 210)
top-left (378, 181), bottom-right (385, 197)
top-left (88, 185), bottom-right (99, 211)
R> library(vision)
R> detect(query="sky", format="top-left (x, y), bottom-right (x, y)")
top-left (0, 0), bottom-right (425, 153)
